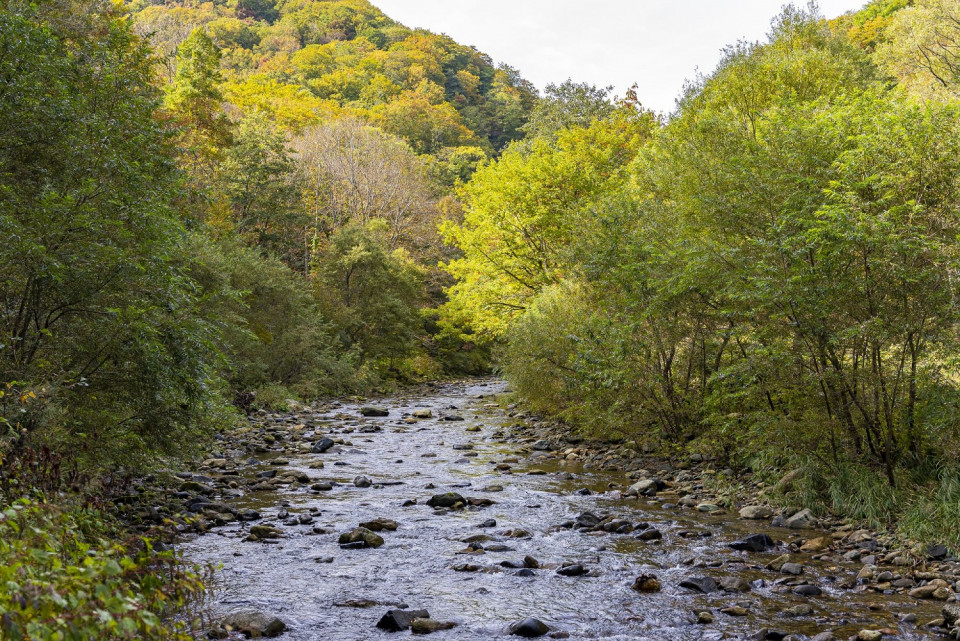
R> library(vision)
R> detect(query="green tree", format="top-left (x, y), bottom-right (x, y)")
top-left (440, 111), bottom-right (654, 337)
top-left (218, 112), bottom-right (305, 266)
top-left (314, 222), bottom-right (423, 366)
top-left (165, 27), bottom-right (232, 167)
top-left (0, 0), bottom-right (225, 466)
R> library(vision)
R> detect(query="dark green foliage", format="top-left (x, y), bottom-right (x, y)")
top-left (0, 0), bottom-right (226, 467)
top-left (315, 222), bottom-right (424, 367)
top-left (184, 234), bottom-right (361, 399)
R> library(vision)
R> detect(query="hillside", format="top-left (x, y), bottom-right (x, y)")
top-left (130, 0), bottom-right (537, 156)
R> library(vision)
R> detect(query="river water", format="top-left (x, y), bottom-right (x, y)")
top-left (180, 379), bottom-right (949, 640)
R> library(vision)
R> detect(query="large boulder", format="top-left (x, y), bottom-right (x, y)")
top-left (426, 492), bottom-right (466, 508)
top-left (730, 533), bottom-right (775, 552)
top-left (361, 406), bottom-right (389, 417)
top-left (739, 505), bottom-right (774, 520)
top-left (221, 610), bottom-right (287, 638)
top-left (339, 527), bottom-right (384, 548)
top-left (376, 609), bottom-right (430, 632)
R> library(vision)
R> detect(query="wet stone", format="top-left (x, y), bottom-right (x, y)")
top-left (793, 584), bottom-right (822, 597)
top-left (730, 533), bottom-right (775, 552)
top-left (426, 492), bottom-right (465, 508)
top-left (509, 617), bottom-right (550, 637)
top-left (680, 577), bottom-right (718, 594)
top-left (376, 609), bottom-right (429, 632)
top-left (311, 437), bottom-right (334, 453)
top-left (556, 563), bottom-right (586, 577)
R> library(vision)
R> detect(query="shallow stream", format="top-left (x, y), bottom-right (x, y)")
top-left (181, 380), bottom-right (949, 640)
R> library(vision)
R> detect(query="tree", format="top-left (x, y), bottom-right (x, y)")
top-left (520, 80), bottom-right (615, 141)
top-left (314, 222), bottom-right (423, 365)
top-left (875, 0), bottom-right (960, 99)
top-left (0, 0), bottom-right (225, 466)
top-left (291, 117), bottom-right (438, 254)
top-left (439, 112), bottom-right (654, 337)
top-left (165, 27), bottom-right (233, 178)
top-left (218, 113), bottom-right (305, 266)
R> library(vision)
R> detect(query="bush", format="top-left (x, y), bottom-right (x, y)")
top-left (184, 233), bottom-right (363, 399)
top-left (0, 499), bottom-right (206, 641)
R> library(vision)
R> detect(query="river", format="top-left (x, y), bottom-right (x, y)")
top-left (180, 379), bottom-right (951, 640)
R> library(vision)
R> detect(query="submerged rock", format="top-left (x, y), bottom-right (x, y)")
top-left (508, 617), bottom-right (550, 637)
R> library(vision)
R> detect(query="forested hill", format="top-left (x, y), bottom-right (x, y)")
top-left (130, 0), bottom-right (536, 154)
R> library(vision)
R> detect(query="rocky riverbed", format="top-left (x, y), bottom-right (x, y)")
top-left (175, 379), bottom-right (960, 640)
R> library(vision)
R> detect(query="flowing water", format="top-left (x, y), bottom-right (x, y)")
top-left (181, 380), bottom-right (950, 640)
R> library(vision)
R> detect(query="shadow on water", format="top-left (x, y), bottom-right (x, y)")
top-left (180, 380), bottom-right (948, 640)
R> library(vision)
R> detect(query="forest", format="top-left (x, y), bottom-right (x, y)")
top-left (3, 0), bottom-right (960, 637)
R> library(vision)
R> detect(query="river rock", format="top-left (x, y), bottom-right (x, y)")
top-left (943, 602), bottom-right (960, 627)
top-left (909, 579), bottom-right (951, 599)
top-left (680, 577), bottom-right (718, 593)
top-left (556, 563), bottom-right (586, 576)
top-left (720, 606), bottom-right (749, 616)
top-left (360, 518), bottom-right (398, 531)
top-left (627, 479), bottom-right (663, 497)
top-left (509, 617), bottom-right (550, 637)
top-left (354, 475), bottom-right (372, 488)
top-left (339, 527), bottom-right (384, 548)
top-left (311, 437), bottom-right (334, 453)
top-left (221, 609), bottom-right (287, 638)
top-left (426, 492), bottom-right (465, 508)
top-left (785, 508), bottom-right (815, 529)
top-left (800, 536), bottom-right (831, 552)
top-left (781, 562), bottom-right (804, 575)
top-left (739, 505), bottom-right (775, 520)
top-left (632, 574), bottom-right (661, 592)
top-left (730, 533), bottom-right (775, 552)
top-left (361, 406), bottom-right (389, 417)
top-left (719, 576), bottom-right (751, 592)
top-left (311, 481), bottom-right (334, 491)
top-left (411, 618), bottom-right (456, 634)
top-left (412, 409), bottom-right (432, 419)
top-left (928, 544), bottom-right (950, 560)
top-left (376, 609), bottom-right (430, 632)
top-left (857, 631), bottom-right (882, 641)
top-left (249, 525), bottom-right (282, 539)
top-left (637, 527), bottom-right (663, 541)
top-left (793, 584), bottom-right (822, 596)
top-left (575, 511), bottom-right (601, 528)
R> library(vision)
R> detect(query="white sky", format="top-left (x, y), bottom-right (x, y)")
top-left (374, 1), bottom-right (867, 114)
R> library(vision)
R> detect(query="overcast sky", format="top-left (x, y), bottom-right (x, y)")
top-left (374, 1), bottom-right (866, 114)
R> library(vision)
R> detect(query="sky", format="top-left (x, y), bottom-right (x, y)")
top-left (373, 1), bottom-right (866, 114)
